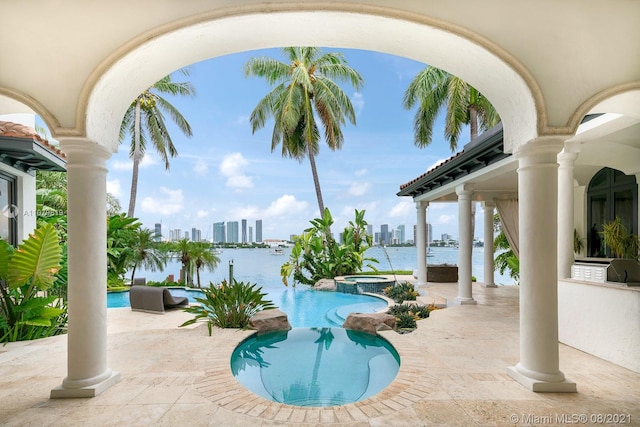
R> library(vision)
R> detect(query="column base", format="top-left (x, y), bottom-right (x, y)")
top-left (507, 366), bottom-right (576, 393)
top-left (51, 370), bottom-right (121, 398)
top-left (482, 283), bottom-right (498, 288)
top-left (455, 296), bottom-right (477, 305)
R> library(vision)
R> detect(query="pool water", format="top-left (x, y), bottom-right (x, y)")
top-left (231, 327), bottom-right (400, 406)
top-left (107, 287), bottom-right (387, 328)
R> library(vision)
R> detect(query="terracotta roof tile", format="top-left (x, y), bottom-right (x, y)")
top-left (0, 121), bottom-right (66, 159)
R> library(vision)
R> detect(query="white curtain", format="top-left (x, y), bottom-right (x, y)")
top-left (495, 199), bottom-right (519, 258)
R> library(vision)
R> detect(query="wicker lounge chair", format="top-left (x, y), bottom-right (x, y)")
top-left (129, 285), bottom-right (189, 313)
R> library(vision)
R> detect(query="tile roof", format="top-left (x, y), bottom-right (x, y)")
top-left (0, 121), bottom-right (66, 159)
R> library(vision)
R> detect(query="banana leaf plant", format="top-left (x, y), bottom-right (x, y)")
top-left (0, 223), bottom-right (66, 342)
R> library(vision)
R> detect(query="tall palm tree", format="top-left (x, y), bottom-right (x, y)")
top-left (119, 71), bottom-right (196, 217)
top-left (172, 238), bottom-right (195, 286)
top-left (129, 228), bottom-right (167, 283)
top-left (402, 66), bottom-right (500, 151)
top-left (190, 242), bottom-right (220, 288)
top-left (403, 66), bottom-right (501, 237)
top-left (244, 47), bottom-right (364, 214)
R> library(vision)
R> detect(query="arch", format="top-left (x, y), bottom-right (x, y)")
top-left (81, 5), bottom-right (542, 153)
top-left (570, 83), bottom-right (640, 128)
top-left (0, 89), bottom-right (61, 134)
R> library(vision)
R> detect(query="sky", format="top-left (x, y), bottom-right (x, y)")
top-left (106, 48), bottom-right (483, 242)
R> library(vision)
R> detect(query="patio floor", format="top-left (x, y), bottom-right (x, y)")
top-left (1, 281), bottom-right (639, 426)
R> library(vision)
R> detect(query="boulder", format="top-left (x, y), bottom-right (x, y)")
top-left (249, 309), bottom-right (292, 335)
top-left (314, 278), bottom-right (337, 291)
top-left (343, 312), bottom-right (396, 335)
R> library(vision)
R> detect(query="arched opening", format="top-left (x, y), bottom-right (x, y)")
top-left (587, 167), bottom-right (638, 257)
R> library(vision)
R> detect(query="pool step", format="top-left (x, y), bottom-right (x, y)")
top-left (324, 309), bottom-right (344, 327)
top-left (415, 295), bottom-right (448, 308)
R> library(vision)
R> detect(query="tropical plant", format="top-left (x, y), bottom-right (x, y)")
top-left (0, 224), bottom-right (67, 342)
top-left (190, 242), bottom-right (220, 288)
top-left (128, 228), bottom-right (167, 283)
top-left (494, 228), bottom-right (520, 284)
top-left (106, 214), bottom-right (141, 287)
top-left (280, 208), bottom-right (378, 286)
top-left (245, 47), bottom-right (364, 214)
top-left (119, 71), bottom-right (196, 217)
top-left (180, 280), bottom-right (275, 333)
top-left (574, 228), bottom-right (586, 255)
top-left (383, 282), bottom-right (418, 303)
top-left (600, 217), bottom-right (639, 259)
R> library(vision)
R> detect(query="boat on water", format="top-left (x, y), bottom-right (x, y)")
top-left (270, 248), bottom-right (285, 255)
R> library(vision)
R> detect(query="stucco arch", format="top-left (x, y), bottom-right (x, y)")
top-left (0, 90), bottom-right (60, 133)
top-left (81, 5), bottom-right (542, 154)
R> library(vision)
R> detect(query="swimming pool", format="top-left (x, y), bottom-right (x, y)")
top-left (231, 327), bottom-right (400, 406)
top-left (107, 287), bottom-right (388, 328)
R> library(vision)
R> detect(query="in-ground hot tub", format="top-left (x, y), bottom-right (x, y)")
top-left (335, 275), bottom-right (396, 294)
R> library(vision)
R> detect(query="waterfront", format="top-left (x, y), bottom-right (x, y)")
top-left (136, 246), bottom-right (516, 289)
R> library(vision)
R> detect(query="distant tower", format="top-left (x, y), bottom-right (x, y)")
top-left (427, 223), bottom-right (433, 243)
top-left (154, 223), bottom-right (162, 242)
top-left (174, 228), bottom-right (181, 241)
top-left (397, 225), bottom-right (405, 244)
top-left (366, 224), bottom-right (373, 239)
top-left (256, 219), bottom-right (263, 243)
top-left (241, 219), bottom-right (247, 244)
top-left (227, 221), bottom-right (239, 243)
top-left (380, 224), bottom-right (389, 245)
top-left (249, 226), bottom-right (253, 243)
top-left (213, 222), bottom-right (226, 243)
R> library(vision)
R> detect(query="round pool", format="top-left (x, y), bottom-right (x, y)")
top-left (231, 327), bottom-right (400, 407)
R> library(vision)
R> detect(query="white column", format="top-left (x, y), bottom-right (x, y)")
top-left (507, 137), bottom-right (576, 392)
top-left (415, 201), bottom-right (428, 287)
top-left (455, 184), bottom-right (476, 304)
top-left (482, 200), bottom-right (497, 288)
top-left (51, 138), bottom-right (121, 398)
top-left (557, 142), bottom-right (580, 279)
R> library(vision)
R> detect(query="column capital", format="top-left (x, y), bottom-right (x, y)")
top-left (515, 137), bottom-right (565, 168)
top-left (456, 183), bottom-right (474, 196)
top-left (482, 199), bottom-right (495, 208)
top-left (415, 200), bottom-right (429, 209)
top-left (60, 137), bottom-right (112, 168)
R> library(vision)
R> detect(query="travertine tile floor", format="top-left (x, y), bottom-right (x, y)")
top-left (1, 281), bottom-right (639, 426)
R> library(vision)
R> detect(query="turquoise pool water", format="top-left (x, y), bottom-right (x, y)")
top-left (107, 287), bottom-right (387, 328)
top-left (231, 327), bottom-right (400, 406)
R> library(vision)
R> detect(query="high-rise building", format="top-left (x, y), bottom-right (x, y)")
top-left (380, 224), bottom-right (389, 245)
top-left (366, 224), bottom-right (373, 238)
top-left (255, 220), bottom-right (262, 243)
top-left (397, 225), bottom-right (405, 244)
top-left (154, 223), bottom-right (162, 242)
top-left (213, 222), bottom-right (226, 243)
top-left (173, 228), bottom-right (181, 241)
top-left (184, 231), bottom-right (189, 240)
top-left (227, 221), bottom-right (239, 243)
top-left (191, 228), bottom-right (201, 242)
top-left (241, 219), bottom-right (247, 244)
top-left (427, 223), bottom-right (433, 243)
top-left (441, 233), bottom-right (452, 241)
top-left (249, 226), bottom-right (253, 243)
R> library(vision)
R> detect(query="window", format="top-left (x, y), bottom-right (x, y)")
top-left (0, 171), bottom-right (17, 246)
top-left (587, 168), bottom-right (638, 257)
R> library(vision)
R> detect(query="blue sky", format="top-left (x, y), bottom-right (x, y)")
top-left (106, 48), bottom-right (478, 242)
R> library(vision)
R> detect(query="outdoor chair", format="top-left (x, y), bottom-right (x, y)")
top-left (129, 285), bottom-right (189, 314)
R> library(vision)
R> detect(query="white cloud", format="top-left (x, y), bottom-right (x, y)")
top-left (352, 92), bottom-right (364, 115)
top-left (196, 210), bottom-right (209, 218)
top-left (140, 187), bottom-right (184, 215)
top-left (354, 168), bottom-right (367, 177)
top-left (219, 153), bottom-right (253, 189)
top-left (437, 214), bottom-right (455, 225)
top-left (426, 158), bottom-right (447, 172)
top-left (110, 154), bottom-right (157, 171)
top-left (106, 179), bottom-right (122, 198)
top-left (347, 181), bottom-right (371, 197)
top-left (194, 159), bottom-right (208, 176)
top-left (264, 195), bottom-right (309, 217)
top-left (389, 199), bottom-right (414, 217)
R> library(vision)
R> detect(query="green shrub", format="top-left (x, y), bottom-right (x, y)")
top-left (180, 280), bottom-right (275, 334)
top-left (388, 303), bottom-right (434, 320)
top-left (395, 312), bottom-right (417, 330)
top-left (383, 282), bottom-right (418, 303)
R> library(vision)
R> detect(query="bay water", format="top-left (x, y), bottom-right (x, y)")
top-left (136, 246), bottom-right (516, 289)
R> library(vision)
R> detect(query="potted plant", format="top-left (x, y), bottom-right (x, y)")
top-left (600, 217), bottom-right (639, 260)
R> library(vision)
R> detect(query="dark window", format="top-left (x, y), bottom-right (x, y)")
top-left (0, 171), bottom-right (17, 246)
top-left (587, 167), bottom-right (638, 257)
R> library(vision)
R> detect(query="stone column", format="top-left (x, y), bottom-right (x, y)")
top-left (415, 201), bottom-right (428, 287)
top-left (455, 184), bottom-right (476, 304)
top-left (51, 138), bottom-right (121, 398)
top-left (507, 137), bottom-right (576, 392)
top-left (482, 200), bottom-right (497, 288)
top-left (557, 142), bottom-right (580, 279)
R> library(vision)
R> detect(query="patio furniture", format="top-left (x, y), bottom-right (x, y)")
top-left (129, 285), bottom-right (189, 313)
top-left (607, 259), bottom-right (640, 286)
top-left (132, 277), bottom-right (146, 286)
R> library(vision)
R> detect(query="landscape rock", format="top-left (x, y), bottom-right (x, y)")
top-left (343, 312), bottom-right (396, 335)
top-left (249, 309), bottom-right (292, 335)
top-left (314, 278), bottom-right (337, 291)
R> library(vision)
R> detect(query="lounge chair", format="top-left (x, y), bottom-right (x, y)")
top-left (132, 277), bottom-right (146, 286)
top-left (607, 259), bottom-right (640, 286)
top-left (129, 285), bottom-right (189, 313)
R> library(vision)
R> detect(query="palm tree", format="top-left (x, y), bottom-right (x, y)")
top-left (172, 238), bottom-right (195, 286)
top-left (190, 242), bottom-right (220, 288)
top-left (244, 47), bottom-right (364, 214)
top-left (119, 71), bottom-right (196, 217)
top-left (129, 228), bottom-right (167, 283)
top-left (403, 66), bottom-right (501, 236)
top-left (402, 66), bottom-right (500, 151)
